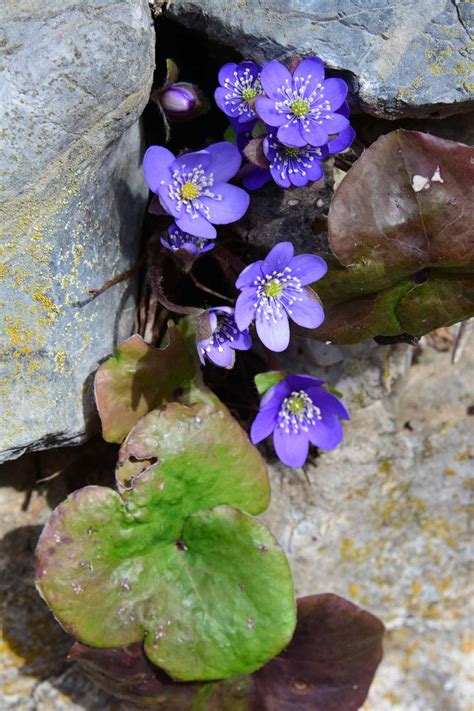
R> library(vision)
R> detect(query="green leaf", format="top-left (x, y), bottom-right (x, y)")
top-left (94, 324), bottom-right (195, 444)
top-left (322, 384), bottom-right (344, 399)
top-left (310, 130), bottom-right (474, 343)
top-left (254, 371), bottom-right (285, 396)
top-left (165, 58), bottom-right (180, 86)
top-left (36, 402), bottom-right (295, 682)
top-left (223, 125), bottom-right (237, 144)
top-left (116, 402), bottom-right (270, 517)
top-left (251, 120), bottom-right (268, 139)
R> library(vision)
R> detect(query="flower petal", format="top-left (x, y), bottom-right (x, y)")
top-left (285, 374), bottom-right (324, 391)
top-left (321, 78), bottom-right (348, 111)
top-left (270, 163), bottom-right (291, 188)
top-left (273, 426), bottom-right (309, 467)
top-left (218, 62), bottom-right (239, 87)
top-left (237, 61), bottom-right (261, 83)
top-left (293, 57), bottom-right (325, 95)
top-left (305, 159), bottom-right (325, 183)
top-left (157, 186), bottom-right (180, 218)
top-left (288, 254), bottom-right (328, 285)
top-left (205, 141), bottom-right (242, 182)
top-left (328, 125), bottom-right (356, 155)
top-left (250, 408), bottom-right (278, 444)
top-left (303, 122), bottom-right (329, 147)
top-left (180, 241), bottom-right (200, 255)
top-left (172, 150), bottom-right (211, 174)
top-left (262, 241), bottom-right (294, 275)
top-left (307, 387), bottom-right (350, 420)
top-left (214, 87), bottom-right (236, 117)
top-left (256, 313), bottom-right (290, 352)
top-left (260, 60), bottom-right (292, 99)
top-left (176, 211), bottom-right (216, 239)
top-left (235, 288), bottom-right (257, 330)
top-left (289, 169), bottom-right (310, 187)
top-left (321, 111), bottom-right (350, 133)
top-left (308, 414), bottom-right (344, 450)
top-left (143, 146), bottom-right (175, 193)
top-left (243, 166), bottom-right (271, 190)
top-left (199, 183), bottom-right (250, 224)
top-left (337, 101), bottom-right (350, 119)
top-left (231, 328), bottom-right (253, 351)
top-left (288, 289), bottom-right (325, 329)
top-left (200, 242), bottom-right (216, 253)
top-left (206, 343), bottom-right (235, 369)
top-left (277, 121), bottom-right (308, 147)
top-left (260, 380), bottom-right (290, 410)
top-left (255, 97), bottom-right (286, 127)
top-left (236, 261), bottom-right (264, 289)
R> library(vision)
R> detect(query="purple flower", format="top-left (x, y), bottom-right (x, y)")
top-left (263, 131), bottom-right (328, 188)
top-left (251, 374), bottom-right (350, 467)
top-left (161, 224), bottom-right (215, 255)
top-left (215, 61), bottom-right (263, 125)
top-left (235, 242), bottom-right (327, 352)
top-left (327, 103), bottom-right (356, 155)
top-left (234, 125), bottom-right (272, 191)
top-left (256, 57), bottom-right (349, 148)
top-left (197, 307), bottom-right (252, 368)
top-left (143, 142), bottom-right (250, 239)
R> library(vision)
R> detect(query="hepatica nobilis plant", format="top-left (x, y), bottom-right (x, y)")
top-left (36, 323), bottom-right (384, 709)
top-left (143, 54), bottom-right (354, 468)
top-left (36, 49), bottom-right (473, 709)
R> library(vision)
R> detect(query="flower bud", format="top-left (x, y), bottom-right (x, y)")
top-left (160, 86), bottom-right (195, 116)
top-left (158, 82), bottom-right (209, 122)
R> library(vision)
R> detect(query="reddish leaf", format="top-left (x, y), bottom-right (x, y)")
top-left (329, 130), bottom-right (474, 278)
top-left (94, 324), bottom-right (195, 443)
top-left (244, 137), bottom-right (270, 169)
top-left (309, 130), bottom-right (474, 342)
top-left (70, 594), bottom-right (384, 710)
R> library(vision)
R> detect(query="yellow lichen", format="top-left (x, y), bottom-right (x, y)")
top-left (348, 582), bottom-right (359, 598)
top-left (339, 538), bottom-right (370, 563)
top-left (53, 351), bottom-right (67, 373)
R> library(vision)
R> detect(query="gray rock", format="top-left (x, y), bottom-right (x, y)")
top-left (0, 1), bottom-right (155, 463)
top-left (165, 0), bottom-right (474, 118)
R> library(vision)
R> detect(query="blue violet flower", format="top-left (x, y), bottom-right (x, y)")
top-left (263, 131), bottom-right (329, 188)
top-left (215, 61), bottom-right (263, 125)
top-left (197, 306), bottom-right (252, 368)
top-left (143, 142), bottom-right (250, 239)
top-left (235, 242), bottom-right (327, 352)
top-left (251, 374), bottom-right (350, 467)
top-left (161, 224), bottom-right (215, 255)
top-left (256, 57), bottom-right (349, 148)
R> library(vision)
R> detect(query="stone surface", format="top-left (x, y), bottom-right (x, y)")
top-left (0, 0), bottom-right (155, 463)
top-left (0, 439), bottom-right (120, 709)
top-left (261, 335), bottom-right (474, 711)
top-left (165, 0), bottom-right (474, 118)
top-left (1, 335), bottom-right (472, 709)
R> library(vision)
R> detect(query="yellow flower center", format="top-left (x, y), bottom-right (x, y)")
top-left (263, 279), bottom-right (283, 298)
top-left (286, 394), bottom-right (306, 414)
top-left (181, 181), bottom-right (201, 201)
top-left (283, 146), bottom-right (300, 158)
top-left (291, 98), bottom-right (310, 117)
top-left (242, 86), bottom-right (257, 102)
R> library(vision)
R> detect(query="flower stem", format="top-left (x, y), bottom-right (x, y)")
top-left (188, 272), bottom-right (234, 304)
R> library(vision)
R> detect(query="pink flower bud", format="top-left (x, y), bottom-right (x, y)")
top-left (160, 85), bottom-right (196, 117)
